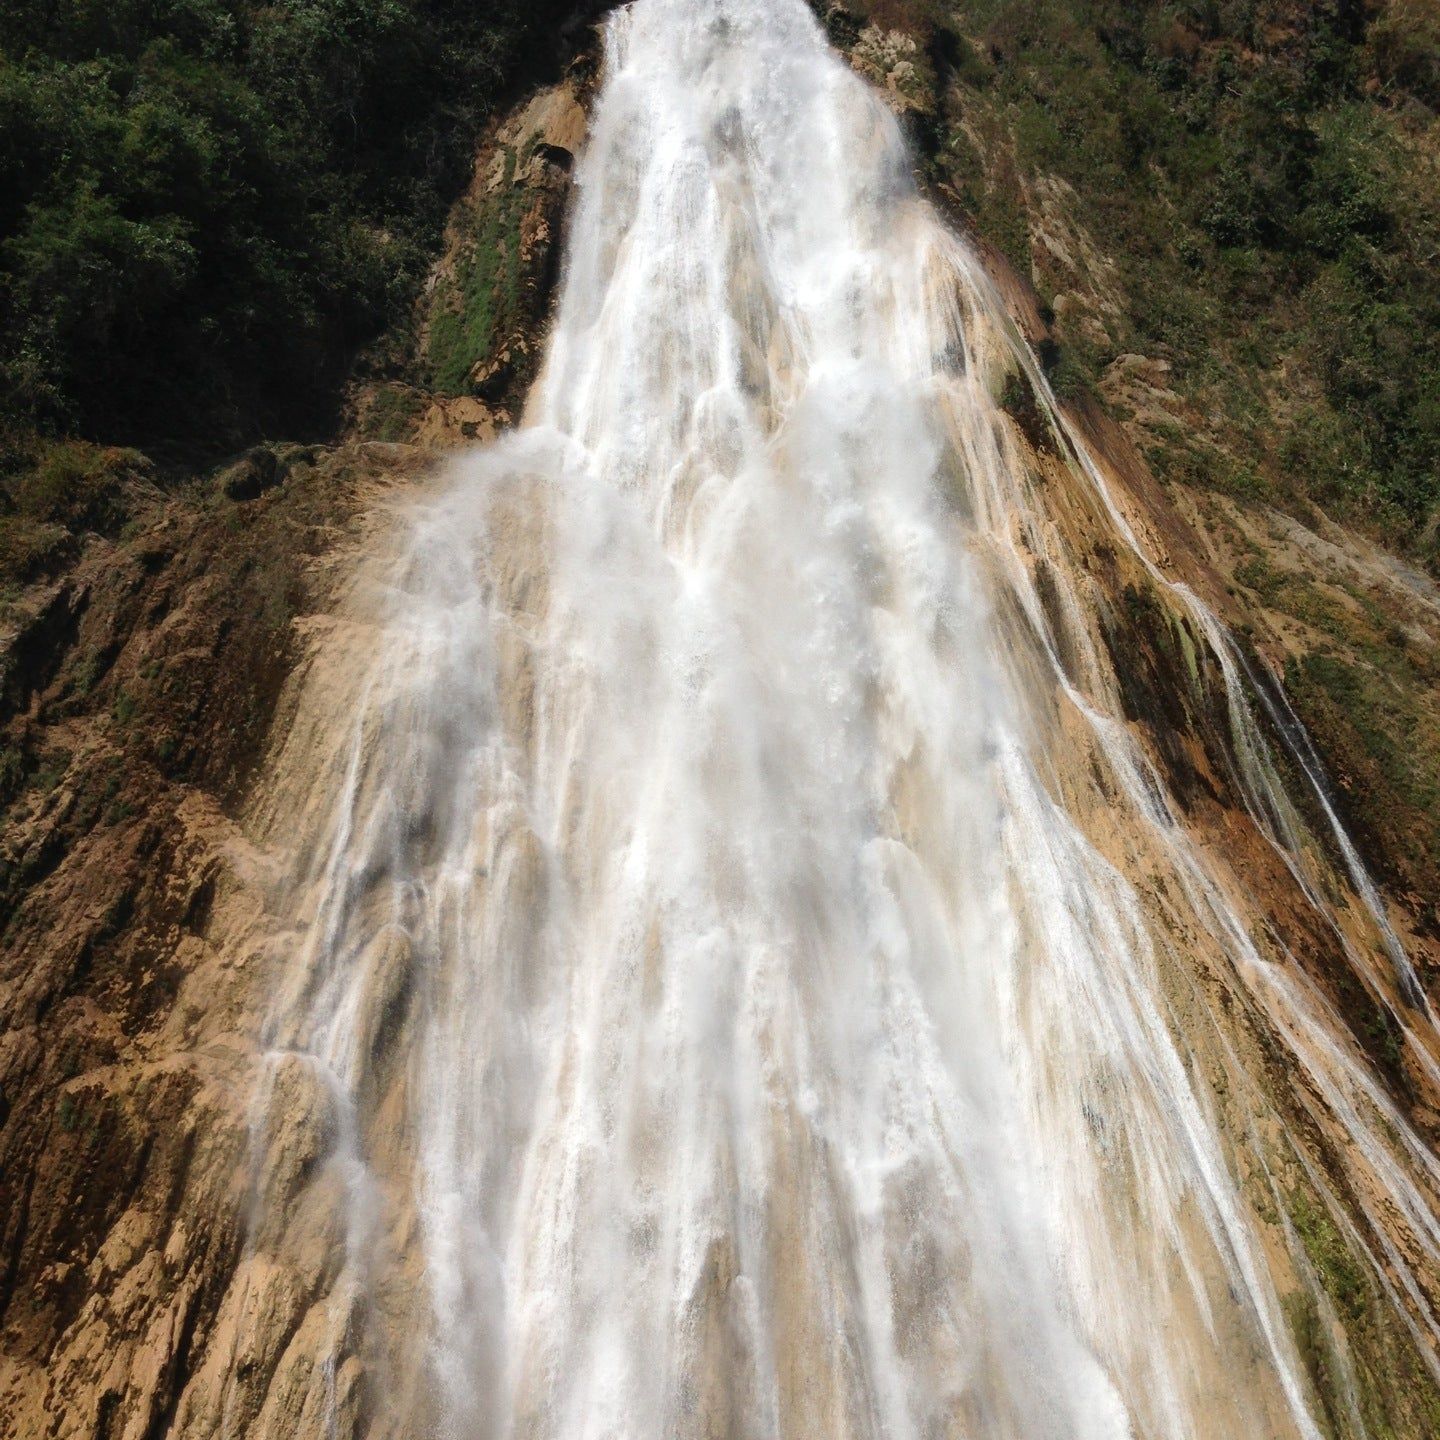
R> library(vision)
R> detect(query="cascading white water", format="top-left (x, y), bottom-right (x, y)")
top-left (236, 2), bottom-right (1440, 1437)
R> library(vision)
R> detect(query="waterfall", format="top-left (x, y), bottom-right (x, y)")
top-left (230, 2), bottom-right (1440, 1436)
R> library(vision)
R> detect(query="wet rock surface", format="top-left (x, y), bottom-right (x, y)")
top-left (0, 442), bottom-right (410, 1437)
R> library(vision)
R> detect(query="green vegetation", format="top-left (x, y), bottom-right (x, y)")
top-left (860, 0), bottom-right (1440, 560)
top-left (362, 383), bottom-right (426, 442)
top-left (56, 1092), bottom-right (77, 1132)
top-left (1292, 1186), bottom-right (1369, 1322)
top-left (1285, 1179), bottom-right (1440, 1439)
top-left (428, 144), bottom-right (535, 395)
top-left (1226, 525), bottom-right (1440, 968)
top-left (0, 1), bottom-right (577, 458)
top-left (0, 438), bottom-right (149, 600)
top-left (1285, 643), bottom-right (1440, 906)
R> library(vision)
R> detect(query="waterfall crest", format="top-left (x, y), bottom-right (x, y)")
top-left (227, 3), bottom-right (1440, 1436)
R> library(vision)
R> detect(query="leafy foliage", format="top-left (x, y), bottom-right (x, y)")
top-left (903, 0), bottom-right (1440, 555)
top-left (0, 1), bottom-right (579, 453)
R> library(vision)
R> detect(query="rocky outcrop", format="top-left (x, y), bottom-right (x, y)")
top-left (415, 76), bottom-right (593, 431)
top-left (0, 441), bottom-right (417, 1437)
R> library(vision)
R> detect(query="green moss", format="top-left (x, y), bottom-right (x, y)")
top-left (56, 1092), bottom-right (78, 1132)
top-left (999, 366), bottom-right (1058, 455)
top-left (1284, 1289), bottom-right (1347, 1440)
top-left (428, 146), bottom-right (532, 396)
top-left (1282, 1182), bottom-right (1440, 1438)
top-left (1293, 1188), bottom-right (1368, 1322)
top-left (1171, 613), bottom-right (1200, 687)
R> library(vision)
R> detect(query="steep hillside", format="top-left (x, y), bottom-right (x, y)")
top-left (818, 0), bottom-right (1440, 963)
top-left (0, 0), bottom-right (606, 638)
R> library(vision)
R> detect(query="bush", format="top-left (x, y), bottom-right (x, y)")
top-left (0, 2), bottom-right (581, 454)
top-left (12, 443), bottom-right (136, 529)
top-left (1369, 1), bottom-right (1440, 111)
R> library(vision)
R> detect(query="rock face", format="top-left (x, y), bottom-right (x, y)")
top-left (0, 440), bottom-right (424, 1438)
top-left (418, 78), bottom-right (594, 429)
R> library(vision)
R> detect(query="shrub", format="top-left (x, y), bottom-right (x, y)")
top-left (0, 2), bottom-right (579, 453)
top-left (939, 0), bottom-right (1440, 554)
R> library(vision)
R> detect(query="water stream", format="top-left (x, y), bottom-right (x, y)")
top-left (238, 3), bottom-right (1440, 1436)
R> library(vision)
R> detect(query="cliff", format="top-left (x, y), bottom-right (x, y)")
top-left (0, 2), bottom-right (1438, 1436)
